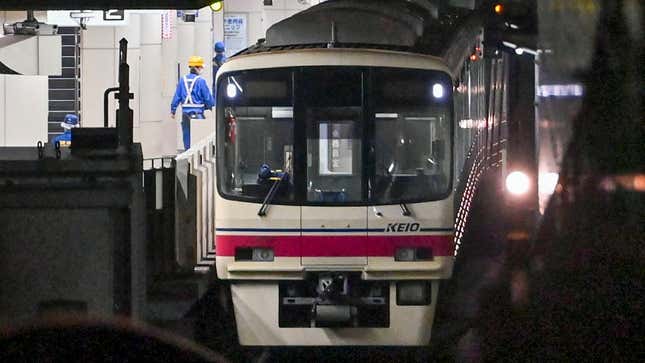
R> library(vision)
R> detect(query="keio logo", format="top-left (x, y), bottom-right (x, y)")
top-left (385, 223), bottom-right (420, 232)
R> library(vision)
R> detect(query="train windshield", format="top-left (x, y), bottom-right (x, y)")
top-left (217, 67), bottom-right (452, 205)
top-left (217, 69), bottom-right (296, 203)
top-left (371, 69), bottom-right (452, 203)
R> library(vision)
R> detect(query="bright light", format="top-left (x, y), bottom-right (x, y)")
top-left (502, 41), bottom-right (518, 49)
top-left (226, 83), bottom-right (237, 98)
top-left (432, 83), bottom-right (444, 99)
top-left (210, 1), bottom-right (224, 12)
top-left (538, 172), bottom-right (559, 196)
top-left (506, 171), bottom-right (531, 195)
top-left (538, 84), bottom-right (584, 97)
top-left (515, 48), bottom-right (524, 55)
top-left (494, 4), bottom-right (504, 14)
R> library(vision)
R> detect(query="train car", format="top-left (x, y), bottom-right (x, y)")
top-left (211, 0), bottom-right (508, 346)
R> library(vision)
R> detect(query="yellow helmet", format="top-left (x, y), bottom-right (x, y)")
top-left (188, 56), bottom-right (204, 68)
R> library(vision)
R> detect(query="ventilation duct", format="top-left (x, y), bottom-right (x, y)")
top-left (265, 0), bottom-right (439, 48)
top-left (0, 12), bottom-right (61, 75)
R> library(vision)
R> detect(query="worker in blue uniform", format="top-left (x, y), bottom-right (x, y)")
top-left (51, 114), bottom-right (79, 147)
top-left (212, 41), bottom-right (226, 91)
top-left (171, 56), bottom-right (215, 150)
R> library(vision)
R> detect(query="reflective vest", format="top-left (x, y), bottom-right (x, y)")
top-left (182, 75), bottom-right (205, 108)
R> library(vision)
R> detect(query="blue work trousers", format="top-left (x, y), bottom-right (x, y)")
top-left (181, 112), bottom-right (205, 150)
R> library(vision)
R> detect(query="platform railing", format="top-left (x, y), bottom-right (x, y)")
top-left (142, 157), bottom-right (176, 278)
top-left (175, 133), bottom-right (217, 272)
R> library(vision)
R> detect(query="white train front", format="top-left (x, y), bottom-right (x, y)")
top-left (208, 1), bottom-right (507, 347)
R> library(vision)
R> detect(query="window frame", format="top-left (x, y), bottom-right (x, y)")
top-left (215, 66), bottom-right (454, 206)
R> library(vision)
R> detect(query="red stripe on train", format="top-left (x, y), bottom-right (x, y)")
top-left (215, 235), bottom-right (454, 257)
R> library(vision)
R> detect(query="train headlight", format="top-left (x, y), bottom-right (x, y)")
top-left (396, 281), bottom-right (431, 305)
top-left (432, 83), bottom-right (445, 99)
top-left (506, 171), bottom-right (530, 195)
top-left (226, 83), bottom-right (238, 98)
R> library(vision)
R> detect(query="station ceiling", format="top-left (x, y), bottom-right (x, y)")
top-left (0, 0), bottom-right (217, 10)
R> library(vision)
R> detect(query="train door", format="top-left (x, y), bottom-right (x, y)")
top-left (300, 68), bottom-right (368, 265)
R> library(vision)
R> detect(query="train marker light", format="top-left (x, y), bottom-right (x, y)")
top-left (226, 83), bottom-right (237, 98)
top-left (494, 4), bottom-right (504, 14)
top-left (395, 247), bottom-right (433, 261)
top-left (506, 171), bottom-right (530, 195)
top-left (252, 248), bottom-right (275, 262)
top-left (432, 83), bottom-right (444, 99)
top-left (395, 248), bottom-right (415, 261)
top-left (234, 247), bottom-right (274, 261)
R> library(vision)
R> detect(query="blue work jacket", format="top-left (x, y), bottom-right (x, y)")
top-left (171, 73), bottom-right (215, 116)
top-left (52, 131), bottom-right (72, 146)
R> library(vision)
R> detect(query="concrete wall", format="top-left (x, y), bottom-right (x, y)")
top-left (0, 11), bottom-right (49, 147)
top-left (222, 0), bottom-right (323, 48)
top-left (73, 3), bottom-right (320, 158)
top-left (0, 75), bottom-right (49, 147)
top-left (81, 10), bottom-right (215, 157)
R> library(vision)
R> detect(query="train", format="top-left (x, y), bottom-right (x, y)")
top-left (209, 0), bottom-right (509, 346)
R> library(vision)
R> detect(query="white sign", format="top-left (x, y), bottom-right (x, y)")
top-left (223, 14), bottom-right (248, 58)
top-left (103, 10), bottom-right (125, 21)
top-left (47, 10), bottom-right (130, 27)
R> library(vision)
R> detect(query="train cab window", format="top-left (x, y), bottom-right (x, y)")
top-left (370, 69), bottom-right (453, 203)
top-left (303, 69), bottom-right (364, 203)
top-left (217, 70), bottom-right (296, 203)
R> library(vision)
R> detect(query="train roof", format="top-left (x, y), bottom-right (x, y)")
top-left (233, 0), bottom-right (483, 76)
top-left (217, 48), bottom-right (452, 80)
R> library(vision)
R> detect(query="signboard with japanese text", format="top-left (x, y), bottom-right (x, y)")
top-left (223, 13), bottom-right (248, 58)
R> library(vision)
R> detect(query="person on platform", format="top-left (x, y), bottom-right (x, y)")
top-left (212, 41), bottom-right (227, 91)
top-left (170, 56), bottom-right (215, 150)
top-left (51, 113), bottom-right (79, 147)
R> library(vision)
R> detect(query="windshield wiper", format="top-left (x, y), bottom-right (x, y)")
top-left (400, 203), bottom-right (412, 217)
top-left (257, 172), bottom-right (288, 217)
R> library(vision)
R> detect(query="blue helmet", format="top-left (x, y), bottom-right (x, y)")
top-left (61, 114), bottom-right (79, 130)
top-left (214, 41), bottom-right (225, 53)
top-left (258, 163), bottom-right (272, 179)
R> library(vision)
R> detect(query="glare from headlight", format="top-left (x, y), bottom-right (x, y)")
top-left (506, 171), bottom-right (530, 195)
top-left (432, 83), bottom-right (444, 99)
top-left (539, 172), bottom-right (559, 196)
top-left (226, 83), bottom-right (237, 98)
